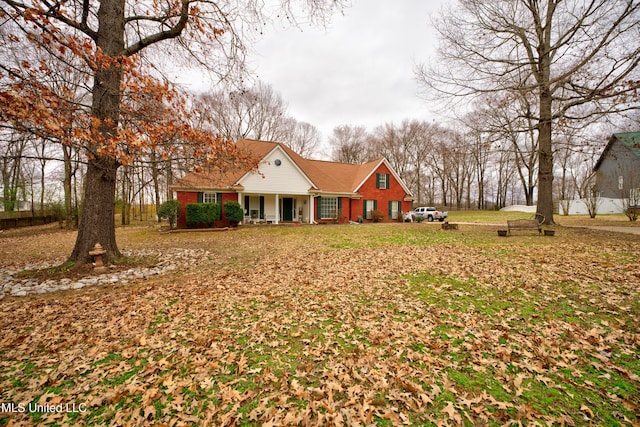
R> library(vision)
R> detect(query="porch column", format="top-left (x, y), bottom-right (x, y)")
top-left (238, 192), bottom-right (243, 224)
top-left (309, 195), bottom-right (314, 224)
top-left (275, 193), bottom-right (280, 224)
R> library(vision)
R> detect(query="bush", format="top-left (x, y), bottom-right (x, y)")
top-left (158, 199), bottom-right (181, 229)
top-left (370, 209), bottom-right (385, 223)
top-left (415, 215), bottom-right (424, 223)
top-left (623, 208), bottom-right (638, 222)
top-left (224, 200), bottom-right (244, 226)
top-left (186, 202), bottom-right (220, 227)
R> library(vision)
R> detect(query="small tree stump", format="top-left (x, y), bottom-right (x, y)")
top-left (441, 222), bottom-right (458, 230)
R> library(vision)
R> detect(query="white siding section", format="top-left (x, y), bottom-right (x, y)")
top-left (559, 198), bottom-right (625, 215)
top-left (239, 147), bottom-right (312, 195)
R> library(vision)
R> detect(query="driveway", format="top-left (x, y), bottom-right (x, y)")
top-left (577, 225), bottom-right (640, 236)
top-left (452, 221), bottom-right (640, 236)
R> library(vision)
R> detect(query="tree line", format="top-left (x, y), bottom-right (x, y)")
top-left (3, 75), bottom-right (637, 225)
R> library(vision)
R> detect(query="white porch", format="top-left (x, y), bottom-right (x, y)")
top-left (239, 193), bottom-right (314, 224)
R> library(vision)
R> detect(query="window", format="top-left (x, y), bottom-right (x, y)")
top-left (376, 173), bottom-right (390, 189)
top-left (203, 192), bottom-right (220, 203)
top-left (245, 195), bottom-right (264, 219)
top-left (618, 176), bottom-right (624, 190)
top-left (630, 188), bottom-right (640, 207)
top-left (388, 201), bottom-right (401, 220)
top-left (319, 197), bottom-right (338, 219)
top-left (364, 200), bottom-right (377, 219)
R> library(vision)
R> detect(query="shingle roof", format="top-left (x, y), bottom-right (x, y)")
top-left (614, 131), bottom-right (640, 158)
top-left (171, 139), bottom-right (390, 195)
top-left (594, 131), bottom-right (640, 171)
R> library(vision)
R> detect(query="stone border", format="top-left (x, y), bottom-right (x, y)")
top-left (0, 248), bottom-right (211, 299)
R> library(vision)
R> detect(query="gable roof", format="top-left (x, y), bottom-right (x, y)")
top-left (235, 141), bottom-right (317, 191)
top-left (172, 139), bottom-right (414, 197)
top-left (594, 131), bottom-right (640, 171)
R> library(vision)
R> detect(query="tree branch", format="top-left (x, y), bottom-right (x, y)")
top-left (123, 0), bottom-right (190, 56)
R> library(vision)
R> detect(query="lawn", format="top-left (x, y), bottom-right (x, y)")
top-left (0, 214), bottom-right (638, 426)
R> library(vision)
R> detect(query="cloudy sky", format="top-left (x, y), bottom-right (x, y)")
top-left (175, 1), bottom-right (448, 151)
top-left (248, 0), bottom-right (447, 147)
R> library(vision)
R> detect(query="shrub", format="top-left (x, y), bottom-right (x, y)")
top-left (224, 200), bottom-right (244, 226)
top-left (415, 215), bottom-right (424, 223)
top-left (47, 201), bottom-right (66, 221)
top-left (623, 208), bottom-right (638, 222)
top-left (158, 199), bottom-right (181, 229)
top-left (370, 209), bottom-right (385, 223)
top-left (186, 202), bottom-right (220, 227)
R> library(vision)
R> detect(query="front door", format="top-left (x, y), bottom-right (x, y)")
top-left (282, 198), bottom-right (293, 221)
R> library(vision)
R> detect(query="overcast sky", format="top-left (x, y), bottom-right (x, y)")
top-left (248, 0), bottom-right (447, 149)
top-left (175, 1), bottom-right (448, 152)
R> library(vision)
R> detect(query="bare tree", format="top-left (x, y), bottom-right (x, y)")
top-left (329, 125), bottom-right (372, 164)
top-left (492, 139), bottom-right (518, 209)
top-left (412, 123), bottom-right (438, 206)
top-left (460, 110), bottom-right (494, 209)
top-left (371, 120), bottom-right (425, 187)
top-left (199, 82), bottom-right (292, 141)
top-left (418, 0), bottom-right (640, 224)
top-left (286, 121), bottom-right (321, 158)
top-left (581, 172), bottom-right (602, 219)
top-left (424, 129), bottom-right (460, 207)
top-left (0, 132), bottom-right (28, 212)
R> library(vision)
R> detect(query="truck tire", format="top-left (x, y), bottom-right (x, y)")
top-left (427, 215), bottom-right (434, 222)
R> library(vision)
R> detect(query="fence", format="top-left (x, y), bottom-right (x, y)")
top-left (0, 215), bottom-right (58, 230)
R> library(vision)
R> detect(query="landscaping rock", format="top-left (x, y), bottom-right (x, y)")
top-left (0, 248), bottom-right (211, 299)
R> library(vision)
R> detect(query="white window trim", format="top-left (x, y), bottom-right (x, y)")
top-left (319, 197), bottom-right (338, 219)
top-left (203, 192), bottom-right (218, 203)
top-left (391, 201), bottom-right (400, 219)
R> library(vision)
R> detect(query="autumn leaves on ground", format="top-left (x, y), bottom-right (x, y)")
top-left (0, 218), bottom-right (638, 426)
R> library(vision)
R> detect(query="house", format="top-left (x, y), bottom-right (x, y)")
top-left (561, 131), bottom-right (640, 215)
top-left (594, 131), bottom-right (640, 200)
top-left (171, 139), bottom-right (414, 226)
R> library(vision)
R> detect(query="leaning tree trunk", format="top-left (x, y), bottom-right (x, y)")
top-left (69, 0), bottom-right (125, 264)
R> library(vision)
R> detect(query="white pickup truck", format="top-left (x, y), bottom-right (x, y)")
top-left (411, 206), bottom-right (448, 222)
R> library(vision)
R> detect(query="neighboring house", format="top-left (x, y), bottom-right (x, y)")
top-left (594, 132), bottom-right (640, 198)
top-left (594, 131), bottom-right (640, 211)
top-left (561, 131), bottom-right (640, 215)
top-left (171, 139), bottom-right (414, 226)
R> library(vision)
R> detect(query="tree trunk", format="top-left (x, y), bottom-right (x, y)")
top-left (534, 3), bottom-right (555, 225)
top-left (166, 158), bottom-right (174, 201)
top-left (151, 152), bottom-right (161, 222)
top-left (537, 90), bottom-right (555, 224)
top-left (121, 166), bottom-right (128, 226)
top-left (138, 166), bottom-right (145, 221)
top-left (72, 161), bottom-right (80, 228)
top-left (62, 145), bottom-right (73, 227)
top-left (69, 0), bottom-right (125, 264)
top-left (70, 156), bottom-right (121, 263)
